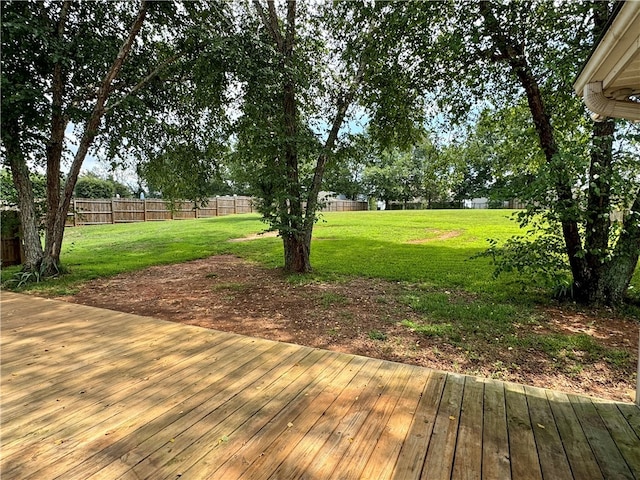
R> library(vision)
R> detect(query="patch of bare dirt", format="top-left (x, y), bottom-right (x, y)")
top-left (57, 255), bottom-right (639, 402)
top-left (227, 231), bottom-right (279, 242)
top-left (406, 229), bottom-right (463, 244)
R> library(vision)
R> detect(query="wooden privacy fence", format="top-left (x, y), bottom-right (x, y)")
top-left (319, 199), bottom-right (369, 212)
top-left (66, 196), bottom-right (368, 226)
top-left (66, 196), bottom-right (254, 226)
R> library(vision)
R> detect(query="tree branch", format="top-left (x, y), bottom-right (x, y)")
top-left (45, 0), bottom-right (72, 248)
top-left (105, 51), bottom-right (184, 114)
top-left (253, 0), bottom-right (284, 50)
top-left (304, 53), bottom-right (367, 226)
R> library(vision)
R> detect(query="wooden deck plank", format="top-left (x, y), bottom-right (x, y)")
top-left (279, 361), bottom-right (405, 479)
top-left (358, 365), bottom-right (432, 480)
top-left (166, 349), bottom-right (337, 479)
top-left (524, 385), bottom-right (573, 480)
top-left (222, 355), bottom-right (372, 479)
top-left (321, 363), bottom-right (415, 479)
top-left (246, 357), bottom-right (384, 479)
top-left (451, 375), bottom-right (485, 480)
top-left (8, 337), bottom-right (274, 479)
top-left (2, 292), bottom-right (639, 480)
top-left (504, 382), bottom-right (543, 480)
top-left (592, 398), bottom-right (640, 477)
top-left (1, 328), bottom-right (236, 425)
top-left (23, 341), bottom-right (297, 480)
top-left (203, 352), bottom-right (359, 480)
top-left (124, 343), bottom-right (312, 480)
top-left (481, 379), bottom-right (511, 480)
top-left (391, 370), bottom-right (447, 479)
top-left (2, 334), bottom-right (255, 472)
top-left (545, 389), bottom-right (604, 480)
top-left (569, 393), bottom-right (635, 480)
top-left (421, 372), bottom-right (466, 480)
top-left (617, 402), bottom-right (640, 438)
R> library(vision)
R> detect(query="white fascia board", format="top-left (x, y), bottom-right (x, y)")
top-left (574, 1), bottom-right (640, 96)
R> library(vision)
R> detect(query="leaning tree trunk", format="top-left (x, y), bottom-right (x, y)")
top-left (6, 127), bottom-right (44, 270)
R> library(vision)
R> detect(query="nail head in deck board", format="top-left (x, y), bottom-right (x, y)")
top-left (421, 373), bottom-right (466, 480)
top-left (481, 379), bottom-right (511, 480)
top-left (452, 376), bottom-right (485, 480)
top-left (504, 382), bottom-right (543, 480)
top-left (2, 292), bottom-right (639, 480)
top-left (544, 389), bottom-right (604, 480)
top-left (569, 393), bottom-right (635, 480)
top-left (523, 385), bottom-right (573, 480)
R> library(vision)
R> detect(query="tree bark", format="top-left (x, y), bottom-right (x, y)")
top-left (42, 0), bottom-right (71, 275)
top-left (5, 122), bottom-right (44, 270)
top-left (599, 189), bottom-right (640, 305)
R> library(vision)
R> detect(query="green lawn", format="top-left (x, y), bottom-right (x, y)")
top-left (3, 209), bottom-right (638, 301)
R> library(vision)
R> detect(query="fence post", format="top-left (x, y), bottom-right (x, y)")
top-left (73, 199), bottom-right (77, 227)
top-left (143, 199), bottom-right (147, 222)
top-left (111, 199), bottom-right (115, 224)
top-left (195, 201), bottom-right (198, 219)
top-left (233, 195), bottom-right (237, 214)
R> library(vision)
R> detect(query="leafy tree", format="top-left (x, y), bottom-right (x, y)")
top-left (322, 135), bottom-right (371, 200)
top-left (228, 1), bottom-right (433, 272)
top-left (411, 0), bottom-right (639, 305)
top-left (74, 171), bottom-right (133, 199)
top-left (1, 168), bottom-right (46, 208)
top-left (1, 1), bottom-right (220, 275)
top-left (363, 149), bottom-right (423, 209)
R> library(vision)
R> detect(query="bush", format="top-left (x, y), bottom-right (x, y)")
top-left (1, 210), bottom-right (20, 237)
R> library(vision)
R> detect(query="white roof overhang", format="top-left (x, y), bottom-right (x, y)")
top-left (573, 1), bottom-right (640, 122)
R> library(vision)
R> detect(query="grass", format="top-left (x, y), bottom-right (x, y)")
top-left (5, 209), bottom-right (638, 301)
top-left (3, 210), bottom-right (522, 292)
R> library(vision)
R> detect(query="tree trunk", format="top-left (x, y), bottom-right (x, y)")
top-left (599, 191), bottom-right (640, 304)
top-left (282, 231), bottom-right (312, 273)
top-left (6, 124), bottom-right (44, 270)
top-left (36, 1), bottom-right (72, 276)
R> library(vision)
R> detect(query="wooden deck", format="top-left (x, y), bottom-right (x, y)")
top-left (1, 292), bottom-right (639, 480)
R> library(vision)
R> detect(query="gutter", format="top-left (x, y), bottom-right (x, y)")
top-left (583, 81), bottom-right (640, 122)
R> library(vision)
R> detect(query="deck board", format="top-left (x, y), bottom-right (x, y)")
top-left (481, 378), bottom-right (511, 480)
top-left (1, 291), bottom-right (639, 480)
